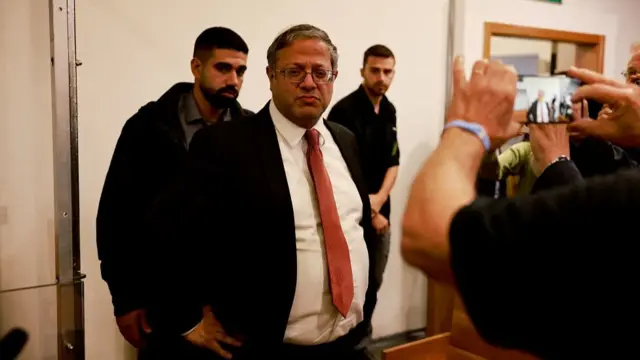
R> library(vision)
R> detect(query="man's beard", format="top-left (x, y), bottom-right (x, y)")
top-left (200, 84), bottom-right (239, 109)
top-left (365, 82), bottom-right (388, 97)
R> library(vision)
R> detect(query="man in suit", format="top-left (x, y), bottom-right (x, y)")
top-left (327, 45), bottom-right (400, 300)
top-left (527, 90), bottom-right (552, 123)
top-left (96, 26), bottom-right (253, 353)
top-left (146, 24), bottom-right (380, 360)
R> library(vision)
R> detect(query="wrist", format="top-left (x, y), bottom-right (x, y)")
top-left (539, 154), bottom-right (570, 174)
top-left (440, 128), bottom-right (486, 176)
top-left (376, 191), bottom-right (389, 203)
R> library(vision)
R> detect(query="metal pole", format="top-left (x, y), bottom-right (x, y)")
top-left (49, 0), bottom-right (84, 358)
top-left (443, 0), bottom-right (465, 117)
top-left (427, 0), bottom-right (465, 336)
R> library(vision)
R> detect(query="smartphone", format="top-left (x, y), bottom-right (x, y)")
top-left (525, 76), bottom-right (583, 124)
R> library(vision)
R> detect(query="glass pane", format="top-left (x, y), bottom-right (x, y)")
top-left (0, 0), bottom-right (57, 291)
top-left (0, 285), bottom-right (58, 360)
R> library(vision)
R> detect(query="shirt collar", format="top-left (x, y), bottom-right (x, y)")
top-left (269, 100), bottom-right (328, 147)
top-left (356, 84), bottom-right (390, 113)
top-left (182, 92), bottom-right (202, 123)
top-left (182, 91), bottom-right (231, 124)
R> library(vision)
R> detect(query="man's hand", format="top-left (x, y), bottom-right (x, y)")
top-left (446, 57), bottom-right (521, 149)
top-left (116, 309), bottom-right (151, 348)
top-left (184, 306), bottom-right (242, 359)
top-left (597, 104), bottom-right (612, 122)
top-left (529, 124), bottom-right (570, 175)
top-left (568, 67), bottom-right (640, 147)
top-left (369, 193), bottom-right (386, 214)
top-left (372, 213), bottom-right (390, 234)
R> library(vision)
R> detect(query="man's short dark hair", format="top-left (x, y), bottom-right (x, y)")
top-left (193, 27), bottom-right (249, 61)
top-left (363, 44), bottom-right (395, 67)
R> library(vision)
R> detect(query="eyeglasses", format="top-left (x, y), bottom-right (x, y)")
top-left (276, 68), bottom-right (336, 83)
top-left (622, 68), bottom-right (639, 79)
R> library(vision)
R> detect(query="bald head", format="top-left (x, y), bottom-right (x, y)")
top-left (626, 51), bottom-right (640, 84)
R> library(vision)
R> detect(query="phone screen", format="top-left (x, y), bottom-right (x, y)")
top-left (525, 76), bottom-right (582, 125)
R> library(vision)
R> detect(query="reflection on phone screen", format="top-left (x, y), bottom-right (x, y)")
top-left (524, 76), bottom-right (582, 125)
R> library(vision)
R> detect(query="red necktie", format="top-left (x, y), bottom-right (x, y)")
top-left (305, 129), bottom-right (354, 318)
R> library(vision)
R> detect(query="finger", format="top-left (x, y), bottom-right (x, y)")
top-left (583, 99), bottom-right (590, 119)
top-left (216, 332), bottom-right (243, 347)
top-left (452, 55), bottom-right (467, 94)
top-left (140, 313), bottom-right (152, 334)
top-left (208, 341), bottom-right (233, 359)
top-left (572, 84), bottom-right (634, 105)
top-left (568, 66), bottom-right (624, 88)
top-left (572, 103), bottom-right (582, 121)
top-left (470, 59), bottom-right (488, 81)
top-left (124, 327), bottom-right (143, 348)
top-left (568, 118), bottom-right (614, 138)
top-left (597, 106), bottom-right (612, 120)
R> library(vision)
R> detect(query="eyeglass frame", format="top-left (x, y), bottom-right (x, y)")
top-left (622, 67), bottom-right (640, 79)
top-left (275, 67), bottom-right (337, 84)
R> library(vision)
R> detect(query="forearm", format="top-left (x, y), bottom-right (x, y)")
top-left (376, 166), bottom-right (399, 199)
top-left (401, 128), bottom-right (485, 283)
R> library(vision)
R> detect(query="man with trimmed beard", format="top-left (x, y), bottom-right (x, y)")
top-left (328, 44), bottom-right (399, 297)
top-left (96, 26), bottom-right (253, 356)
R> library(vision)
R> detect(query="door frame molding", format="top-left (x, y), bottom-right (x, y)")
top-left (483, 22), bottom-right (605, 73)
top-left (49, 0), bottom-right (84, 358)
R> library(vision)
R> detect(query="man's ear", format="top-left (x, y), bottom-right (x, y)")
top-left (334, 70), bottom-right (339, 81)
top-left (266, 66), bottom-right (274, 79)
top-left (360, 68), bottom-right (364, 78)
top-left (190, 58), bottom-right (201, 78)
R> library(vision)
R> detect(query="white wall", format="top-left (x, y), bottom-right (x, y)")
top-left (76, 0), bottom-right (450, 359)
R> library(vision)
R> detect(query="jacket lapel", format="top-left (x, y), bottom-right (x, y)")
top-left (251, 102), bottom-right (296, 225)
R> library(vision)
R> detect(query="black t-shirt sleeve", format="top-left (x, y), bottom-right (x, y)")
top-left (387, 113), bottom-right (400, 167)
top-left (449, 170), bottom-right (640, 359)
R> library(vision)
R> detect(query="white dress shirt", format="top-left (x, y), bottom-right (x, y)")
top-left (269, 101), bottom-right (369, 345)
top-left (537, 100), bottom-right (550, 123)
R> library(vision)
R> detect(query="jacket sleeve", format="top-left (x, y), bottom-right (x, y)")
top-left (530, 159), bottom-right (584, 193)
top-left (96, 109), bottom-right (154, 316)
top-left (497, 142), bottom-right (530, 178)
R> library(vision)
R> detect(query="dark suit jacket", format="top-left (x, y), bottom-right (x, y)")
top-left (527, 100), bottom-right (552, 123)
top-left (146, 103), bottom-right (381, 358)
top-left (96, 82), bottom-right (253, 316)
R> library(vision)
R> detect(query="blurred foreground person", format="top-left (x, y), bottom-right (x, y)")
top-left (402, 58), bottom-right (640, 359)
top-left (0, 328), bottom-right (28, 360)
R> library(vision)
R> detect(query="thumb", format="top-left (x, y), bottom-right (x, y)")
top-left (568, 119), bottom-right (612, 138)
top-left (140, 311), bottom-right (152, 334)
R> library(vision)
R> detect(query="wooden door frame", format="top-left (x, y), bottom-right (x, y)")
top-left (427, 22), bottom-right (605, 337)
top-left (483, 22), bottom-right (606, 72)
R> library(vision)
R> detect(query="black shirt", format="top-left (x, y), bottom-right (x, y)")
top-left (328, 85), bottom-right (400, 219)
top-left (449, 161), bottom-right (640, 359)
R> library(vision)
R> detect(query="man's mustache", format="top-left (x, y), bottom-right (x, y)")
top-left (216, 86), bottom-right (238, 97)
